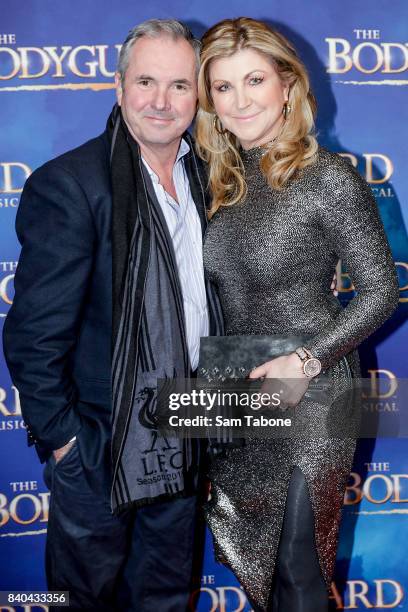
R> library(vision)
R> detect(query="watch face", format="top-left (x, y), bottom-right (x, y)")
top-left (304, 358), bottom-right (321, 377)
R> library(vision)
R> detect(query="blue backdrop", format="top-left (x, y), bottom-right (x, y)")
top-left (1, 1), bottom-right (407, 610)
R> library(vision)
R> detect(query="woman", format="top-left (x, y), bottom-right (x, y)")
top-left (195, 17), bottom-right (399, 612)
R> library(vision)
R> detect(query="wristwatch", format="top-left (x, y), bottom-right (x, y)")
top-left (294, 347), bottom-right (322, 378)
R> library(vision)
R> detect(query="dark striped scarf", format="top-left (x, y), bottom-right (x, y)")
top-left (108, 106), bottom-right (223, 514)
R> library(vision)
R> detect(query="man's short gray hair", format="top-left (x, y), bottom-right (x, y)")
top-left (117, 19), bottom-right (201, 84)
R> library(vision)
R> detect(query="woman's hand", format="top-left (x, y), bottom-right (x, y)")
top-left (249, 353), bottom-right (310, 408)
top-left (331, 270), bottom-right (338, 297)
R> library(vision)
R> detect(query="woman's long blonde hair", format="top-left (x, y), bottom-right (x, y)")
top-left (195, 17), bottom-right (318, 218)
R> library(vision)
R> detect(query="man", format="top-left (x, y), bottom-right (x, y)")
top-left (3, 19), bottom-right (223, 612)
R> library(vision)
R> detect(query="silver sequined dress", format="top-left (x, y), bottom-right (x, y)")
top-left (203, 146), bottom-right (399, 610)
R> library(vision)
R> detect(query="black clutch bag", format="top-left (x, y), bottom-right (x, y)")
top-left (197, 335), bottom-right (356, 449)
top-left (198, 334), bottom-right (314, 382)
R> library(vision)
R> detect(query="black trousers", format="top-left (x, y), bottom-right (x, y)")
top-left (43, 438), bottom-right (197, 612)
top-left (249, 467), bottom-right (329, 612)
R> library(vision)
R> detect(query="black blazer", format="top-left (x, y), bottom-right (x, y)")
top-left (3, 132), bottom-right (114, 461)
top-left (3, 130), bottom-right (224, 465)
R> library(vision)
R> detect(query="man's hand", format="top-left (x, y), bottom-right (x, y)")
top-left (53, 438), bottom-right (76, 464)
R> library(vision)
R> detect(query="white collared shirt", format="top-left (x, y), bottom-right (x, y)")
top-left (142, 139), bottom-right (209, 370)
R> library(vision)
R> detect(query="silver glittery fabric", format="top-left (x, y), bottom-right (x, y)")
top-left (203, 146), bottom-right (399, 611)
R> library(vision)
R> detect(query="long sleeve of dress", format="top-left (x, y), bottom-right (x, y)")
top-left (307, 156), bottom-right (399, 369)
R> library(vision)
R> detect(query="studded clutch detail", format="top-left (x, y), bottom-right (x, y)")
top-left (198, 334), bottom-right (313, 382)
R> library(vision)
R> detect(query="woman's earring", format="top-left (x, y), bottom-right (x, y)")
top-left (282, 102), bottom-right (292, 120)
top-left (213, 115), bottom-right (227, 135)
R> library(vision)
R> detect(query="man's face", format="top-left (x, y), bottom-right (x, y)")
top-left (116, 35), bottom-right (198, 149)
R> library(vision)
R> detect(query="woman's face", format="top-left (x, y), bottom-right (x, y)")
top-left (209, 48), bottom-right (289, 150)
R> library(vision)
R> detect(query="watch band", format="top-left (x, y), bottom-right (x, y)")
top-left (294, 346), bottom-right (322, 378)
